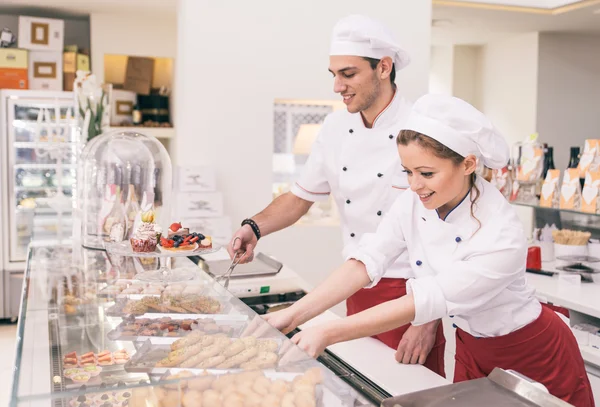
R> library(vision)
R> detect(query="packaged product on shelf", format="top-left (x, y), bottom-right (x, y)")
top-left (540, 169), bottom-right (561, 208)
top-left (578, 139), bottom-right (599, 179)
top-left (559, 168), bottom-right (581, 210)
top-left (490, 165), bottom-right (511, 200)
top-left (581, 171), bottom-right (600, 214)
top-left (515, 135), bottom-right (544, 183)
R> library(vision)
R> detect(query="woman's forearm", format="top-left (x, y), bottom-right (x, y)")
top-left (326, 294), bottom-right (416, 344)
top-left (290, 260), bottom-right (371, 327)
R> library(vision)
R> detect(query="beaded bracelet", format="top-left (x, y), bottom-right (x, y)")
top-left (241, 218), bottom-right (261, 241)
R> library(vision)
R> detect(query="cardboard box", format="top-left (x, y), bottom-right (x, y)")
top-left (0, 48), bottom-right (28, 69)
top-left (110, 89), bottom-right (137, 126)
top-left (123, 56), bottom-right (154, 95)
top-left (0, 68), bottom-right (28, 90)
top-left (18, 16), bottom-right (64, 51)
top-left (63, 52), bottom-right (90, 73)
top-left (175, 192), bottom-right (224, 218)
top-left (29, 51), bottom-right (62, 91)
top-left (0, 48), bottom-right (28, 89)
top-left (176, 166), bottom-right (217, 192)
top-left (63, 72), bottom-right (75, 91)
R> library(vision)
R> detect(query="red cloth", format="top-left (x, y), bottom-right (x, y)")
top-left (454, 306), bottom-right (594, 407)
top-left (346, 278), bottom-right (446, 378)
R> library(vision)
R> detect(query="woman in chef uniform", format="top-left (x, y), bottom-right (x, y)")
top-left (265, 94), bottom-right (594, 406)
top-left (229, 15), bottom-right (446, 376)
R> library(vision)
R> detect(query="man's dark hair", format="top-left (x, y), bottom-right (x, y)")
top-left (363, 57), bottom-right (396, 85)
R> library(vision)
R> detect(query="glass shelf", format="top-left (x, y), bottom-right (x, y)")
top-left (512, 202), bottom-right (600, 218)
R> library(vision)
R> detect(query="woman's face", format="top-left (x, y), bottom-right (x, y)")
top-left (398, 142), bottom-right (476, 215)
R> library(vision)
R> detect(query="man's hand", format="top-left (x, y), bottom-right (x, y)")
top-left (395, 320), bottom-right (439, 365)
top-left (227, 225), bottom-right (257, 264)
top-left (262, 308), bottom-right (297, 335)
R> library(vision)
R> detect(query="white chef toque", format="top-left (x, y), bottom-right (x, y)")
top-left (402, 94), bottom-right (509, 169)
top-left (329, 15), bottom-right (410, 71)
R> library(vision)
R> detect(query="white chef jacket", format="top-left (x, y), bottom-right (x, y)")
top-left (291, 91), bottom-right (414, 279)
top-left (349, 177), bottom-right (542, 337)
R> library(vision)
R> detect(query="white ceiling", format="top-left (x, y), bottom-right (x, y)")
top-left (432, 0), bottom-right (600, 45)
top-left (450, 0), bottom-right (581, 9)
top-left (0, 0), bottom-right (176, 17)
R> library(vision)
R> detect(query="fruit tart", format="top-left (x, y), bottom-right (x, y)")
top-left (160, 222), bottom-right (213, 252)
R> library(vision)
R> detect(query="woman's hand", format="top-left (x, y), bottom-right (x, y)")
top-left (262, 308), bottom-right (298, 335)
top-left (290, 325), bottom-right (332, 358)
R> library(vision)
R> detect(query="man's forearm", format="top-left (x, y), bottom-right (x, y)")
top-left (250, 192), bottom-right (313, 237)
top-left (289, 260), bottom-right (372, 327)
top-left (326, 294), bottom-right (416, 345)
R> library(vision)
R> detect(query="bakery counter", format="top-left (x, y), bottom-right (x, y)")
top-left (10, 242), bottom-right (376, 407)
top-left (199, 250), bottom-right (450, 398)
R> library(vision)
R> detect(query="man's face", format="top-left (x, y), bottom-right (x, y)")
top-left (329, 55), bottom-right (380, 114)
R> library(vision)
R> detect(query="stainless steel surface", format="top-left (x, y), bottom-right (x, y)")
top-left (381, 368), bottom-right (573, 407)
top-left (207, 252), bottom-right (283, 279)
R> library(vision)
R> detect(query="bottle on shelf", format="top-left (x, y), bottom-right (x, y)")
top-left (568, 146), bottom-right (581, 169)
top-left (542, 146), bottom-right (556, 179)
top-left (123, 165), bottom-right (142, 239)
top-left (132, 103), bottom-right (142, 126)
top-left (100, 167), bottom-right (129, 242)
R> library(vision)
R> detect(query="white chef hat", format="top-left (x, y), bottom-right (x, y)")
top-left (329, 15), bottom-right (410, 71)
top-left (403, 94), bottom-right (509, 169)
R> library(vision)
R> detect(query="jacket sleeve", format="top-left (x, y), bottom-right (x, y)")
top-left (290, 118), bottom-right (331, 202)
top-left (345, 195), bottom-right (409, 287)
top-left (407, 219), bottom-right (527, 325)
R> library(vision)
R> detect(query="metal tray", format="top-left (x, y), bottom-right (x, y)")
top-left (382, 368), bottom-right (572, 407)
top-left (107, 316), bottom-right (248, 343)
top-left (203, 252), bottom-right (283, 279)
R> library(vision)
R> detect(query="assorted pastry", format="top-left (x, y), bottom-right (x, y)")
top-left (68, 382), bottom-right (134, 407)
top-left (62, 350), bottom-right (131, 384)
top-left (155, 333), bottom-right (280, 370)
top-left (128, 368), bottom-right (323, 407)
top-left (159, 222), bottom-right (212, 251)
top-left (99, 280), bottom-right (204, 298)
top-left (110, 316), bottom-right (239, 339)
top-left (63, 350), bottom-right (131, 369)
top-left (116, 294), bottom-right (222, 315)
top-left (129, 209), bottom-right (162, 252)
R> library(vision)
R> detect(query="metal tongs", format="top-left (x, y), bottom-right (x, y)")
top-left (215, 237), bottom-right (245, 289)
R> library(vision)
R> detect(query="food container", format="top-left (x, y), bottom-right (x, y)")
top-left (107, 315), bottom-right (247, 343)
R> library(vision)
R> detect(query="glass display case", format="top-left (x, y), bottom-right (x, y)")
top-left (11, 242), bottom-right (374, 407)
top-left (0, 89), bottom-right (78, 319)
top-left (77, 130), bottom-right (172, 250)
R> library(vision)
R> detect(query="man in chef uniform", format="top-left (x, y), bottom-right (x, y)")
top-left (229, 15), bottom-right (446, 376)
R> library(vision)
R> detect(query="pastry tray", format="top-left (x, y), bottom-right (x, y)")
top-left (107, 316), bottom-right (248, 343)
top-left (124, 337), bottom-right (284, 375)
top-left (105, 296), bottom-right (233, 318)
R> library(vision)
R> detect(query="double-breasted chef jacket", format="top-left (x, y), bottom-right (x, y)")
top-left (350, 176), bottom-right (542, 337)
top-left (291, 91), bottom-right (414, 279)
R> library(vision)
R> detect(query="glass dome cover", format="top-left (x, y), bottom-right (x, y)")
top-left (77, 130), bottom-right (172, 250)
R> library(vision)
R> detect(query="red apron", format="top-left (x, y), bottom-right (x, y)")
top-left (347, 277), bottom-right (446, 378)
top-left (454, 305), bottom-right (594, 407)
